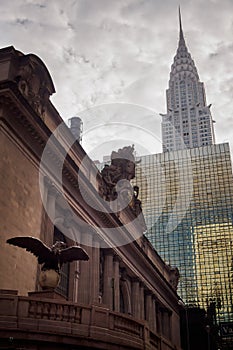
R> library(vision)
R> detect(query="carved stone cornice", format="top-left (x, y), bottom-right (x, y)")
top-left (0, 46), bottom-right (55, 120)
top-left (0, 87), bottom-right (47, 152)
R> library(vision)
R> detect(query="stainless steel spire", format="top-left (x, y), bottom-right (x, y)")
top-left (161, 8), bottom-right (215, 152)
top-left (179, 5), bottom-right (184, 41)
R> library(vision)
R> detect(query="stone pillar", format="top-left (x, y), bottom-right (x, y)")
top-left (113, 255), bottom-right (121, 312)
top-left (91, 237), bottom-right (100, 303)
top-left (139, 282), bottom-right (145, 320)
top-left (145, 291), bottom-right (153, 328)
top-left (43, 180), bottom-right (59, 246)
top-left (102, 249), bottom-right (114, 309)
top-left (151, 296), bottom-right (157, 332)
top-left (156, 302), bottom-right (161, 334)
top-left (162, 308), bottom-right (172, 339)
top-left (39, 177), bottom-right (49, 244)
top-left (70, 226), bottom-right (81, 303)
top-left (73, 262), bottom-right (79, 303)
top-left (37, 179), bottom-right (59, 291)
top-left (131, 277), bottom-right (140, 319)
top-left (78, 231), bottom-right (93, 304)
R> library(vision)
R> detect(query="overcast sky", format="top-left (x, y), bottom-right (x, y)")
top-left (1, 0), bottom-right (232, 160)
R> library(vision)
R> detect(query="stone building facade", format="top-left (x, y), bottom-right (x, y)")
top-left (0, 46), bottom-right (182, 350)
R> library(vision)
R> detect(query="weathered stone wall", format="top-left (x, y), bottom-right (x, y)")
top-left (0, 130), bottom-right (42, 295)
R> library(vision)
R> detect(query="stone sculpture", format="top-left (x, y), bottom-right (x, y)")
top-left (7, 236), bottom-right (88, 290)
top-left (100, 145), bottom-right (136, 201)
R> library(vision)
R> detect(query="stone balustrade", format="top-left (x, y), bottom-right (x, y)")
top-left (0, 291), bottom-right (179, 350)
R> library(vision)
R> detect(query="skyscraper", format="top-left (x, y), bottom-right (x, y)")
top-left (161, 8), bottom-right (215, 152)
top-left (98, 11), bottom-right (233, 345)
top-left (135, 143), bottom-right (233, 326)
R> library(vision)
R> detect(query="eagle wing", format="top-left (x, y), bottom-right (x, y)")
top-left (60, 246), bottom-right (89, 265)
top-left (6, 236), bottom-right (53, 264)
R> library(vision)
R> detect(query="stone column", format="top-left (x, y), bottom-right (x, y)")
top-left (72, 263), bottom-right (79, 303)
top-left (78, 230), bottom-right (93, 304)
top-left (139, 282), bottom-right (145, 320)
top-left (131, 277), bottom-right (140, 319)
top-left (156, 302), bottom-right (161, 334)
top-left (43, 180), bottom-right (59, 246)
top-left (91, 236), bottom-right (100, 303)
top-left (37, 179), bottom-right (59, 291)
top-left (102, 249), bottom-right (114, 309)
top-left (113, 255), bottom-right (121, 312)
top-left (39, 176), bottom-right (50, 243)
top-left (162, 308), bottom-right (172, 339)
top-left (70, 226), bottom-right (81, 303)
top-left (145, 291), bottom-right (153, 328)
top-left (151, 296), bottom-right (157, 332)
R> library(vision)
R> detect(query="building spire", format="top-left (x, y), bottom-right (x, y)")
top-left (169, 7), bottom-right (200, 86)
top-left (179, 5), bottom-right (184, 41)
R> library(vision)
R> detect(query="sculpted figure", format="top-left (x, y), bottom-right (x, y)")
top-left (169, 266), bottom-right (180, 291)
top-left (100, 145), bottom-right (136, 201)
top-left (129, 186), bottom-right (147, 231)
top-left (99, 145), bottom-right (146, 230)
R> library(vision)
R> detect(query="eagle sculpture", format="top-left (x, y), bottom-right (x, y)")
top-left (7, 236), bottom-right (89, 273)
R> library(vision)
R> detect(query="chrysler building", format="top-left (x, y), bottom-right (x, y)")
top-left (161, 8), bottom-right (216, 152)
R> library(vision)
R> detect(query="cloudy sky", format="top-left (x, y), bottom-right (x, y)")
top-left (1, 0), bottom-right (233, 160)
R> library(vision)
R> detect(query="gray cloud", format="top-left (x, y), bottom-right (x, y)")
top-left (0, 0), bottom-right (232, 158)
